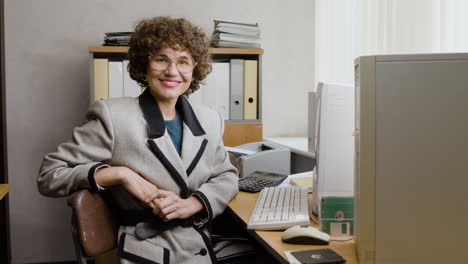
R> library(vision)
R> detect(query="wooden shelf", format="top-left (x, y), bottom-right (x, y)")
top-left (0, 184), bottom-right (9, 200)
top-left (88, 46), bottom-right (263, 55)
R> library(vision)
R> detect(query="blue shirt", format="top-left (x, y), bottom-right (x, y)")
top-left (164, 112), bottom-right (183, 155)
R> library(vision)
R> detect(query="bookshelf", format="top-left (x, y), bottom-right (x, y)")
top-left (88, 46), bottom-right (263, 146)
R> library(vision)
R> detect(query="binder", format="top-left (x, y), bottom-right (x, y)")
top-left (202, 62), bottom-right (230, 120)
top-left (215, 63), bottom-right (230, 120)
top-left (123, 60), bottom-right (142, 97)
top-left (108, 61), bottom-right (124, 98)
top-left (201, 66), bottom-right (217, 110)
top-left (229, 59), bottom-right (244, 120)
top-left (93, 59), bottom-right (109, 101)
top-left (243, 60), bottom-right (258, 120)
top-left (289, 249), bottom-right (345, 264)
top-left (196, 62), bottom-right (230, 119)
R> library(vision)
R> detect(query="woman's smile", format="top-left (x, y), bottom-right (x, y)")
top-left (160, 79), bottom-right (181, 88)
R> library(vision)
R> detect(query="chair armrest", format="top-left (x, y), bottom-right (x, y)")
top-left (67, 189), bottom-right (119, 257)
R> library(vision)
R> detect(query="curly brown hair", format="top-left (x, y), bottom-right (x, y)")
top-left (128, 17), bottom-right (211, 94)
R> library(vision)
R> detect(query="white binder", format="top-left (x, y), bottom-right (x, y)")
top-left (123, 60), bottom-right (142, 97)
top-left (200, 62), bottom-right (230, 120)
top-left (108, 61), bottom-right (124, 98)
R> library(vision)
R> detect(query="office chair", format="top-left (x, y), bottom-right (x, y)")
top-left (66, 156), bottom-right (255, 264)
top-left (67, 189), bottom-right (119, 264)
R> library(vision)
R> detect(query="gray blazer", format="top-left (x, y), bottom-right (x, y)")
top-left (38, 89), bottom-right (239, 264)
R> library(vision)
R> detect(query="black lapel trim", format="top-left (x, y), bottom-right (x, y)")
top-left (147, 139), bottom-right (189, 198)
top-left (193, 191), bottom-right (213, 222)
top-left (139, 89), bottom-right (206, 138)
top-left (177, 95), bottom-right (206, 136)
top-left (193, 227), bottom-right (218, 264)
top-left (117, 233), bottom-right (126, 257)
top-left (118, 233), bottom-right (161, 264)
top-left (186, 138), bottom-right (208, 177)
top-left (139, 89), bottom-right (165, 138)
top-left (87, 162), bottom-right (109, 192)
top-left (163, 248), bottom-right (170, 264)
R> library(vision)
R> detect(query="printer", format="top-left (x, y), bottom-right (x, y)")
top-left (228, 141), bottom-right (291, 178)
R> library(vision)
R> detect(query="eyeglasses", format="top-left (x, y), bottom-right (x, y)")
top-left (148, 55), bottom-right (197, 74)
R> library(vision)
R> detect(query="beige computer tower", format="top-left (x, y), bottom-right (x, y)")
top-left (354, 53), bottom-right (468, 264)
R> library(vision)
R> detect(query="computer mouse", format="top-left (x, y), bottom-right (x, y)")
top-left (281, 225), bottom-right (330, 245)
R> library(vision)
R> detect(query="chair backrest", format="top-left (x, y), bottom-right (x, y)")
top-left (67, 189), bottom-right (119, 257)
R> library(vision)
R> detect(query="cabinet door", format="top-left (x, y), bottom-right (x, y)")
top-left (223, 122), bottom-right (262, 147)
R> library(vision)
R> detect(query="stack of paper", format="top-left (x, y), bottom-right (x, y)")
top-left (103, 32), bottom-right (132, 46)
top-left (211, 20), bottom-right (261, 48)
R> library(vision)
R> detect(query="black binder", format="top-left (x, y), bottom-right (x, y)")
top-left (290, 249), bottom-right (345, 264)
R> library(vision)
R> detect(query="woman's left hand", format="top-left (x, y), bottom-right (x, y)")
top-left (152, 189), bottom-right (204, 221)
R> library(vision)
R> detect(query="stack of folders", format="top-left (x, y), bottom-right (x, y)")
top-left (211, 20), bottom-right (261, 48)
top-left (188, 58), bottom-right (258, 121)
top-left (103, 32), bottom-right (132, 46)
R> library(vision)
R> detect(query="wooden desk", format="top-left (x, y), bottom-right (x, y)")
top-left (0, 184), bottom-right (8, 200)
top-left (227, 191), bottom-right (358, 263)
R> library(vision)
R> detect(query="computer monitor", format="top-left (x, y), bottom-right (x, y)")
top-left (308, 90), bottom-right (317, 154)
top-left (310, 82), bottom-right (355, 222)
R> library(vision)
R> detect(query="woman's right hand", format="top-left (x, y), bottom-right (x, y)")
top-left (95, 166), bottom-right (159, 209)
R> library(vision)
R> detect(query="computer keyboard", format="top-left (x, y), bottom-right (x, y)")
top-left (247, 185), bottom-right (310, 230)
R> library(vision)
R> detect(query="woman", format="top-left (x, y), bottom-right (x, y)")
top-left (38, 17), bottom-right (239, 264)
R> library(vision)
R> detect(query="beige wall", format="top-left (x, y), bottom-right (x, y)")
top-left (4, 0), bottom-right (314, 262)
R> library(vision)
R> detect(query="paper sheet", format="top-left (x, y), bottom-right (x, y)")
top-left (279, 171), bottom-right (313, 192)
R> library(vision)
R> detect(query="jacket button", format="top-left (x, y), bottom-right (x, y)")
top-left (199, 248), bottom-right (207, 256)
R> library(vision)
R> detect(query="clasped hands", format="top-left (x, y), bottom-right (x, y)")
top-left (96, 166), bottom-right (204, 221)
top-left (143, 189), bottom-right (203, 221)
